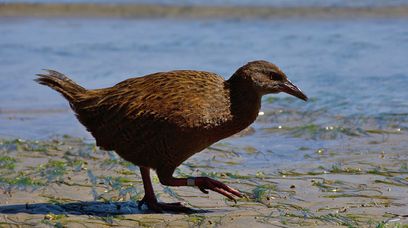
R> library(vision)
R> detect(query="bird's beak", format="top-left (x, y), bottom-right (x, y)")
top-left (281, 80), bottom-right (308, 101)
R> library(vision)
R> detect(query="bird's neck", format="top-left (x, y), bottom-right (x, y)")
top-left (226, 76), bottom-right (262, 129)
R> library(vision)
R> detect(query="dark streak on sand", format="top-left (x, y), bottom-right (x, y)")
top-left (1, 3), bottom-right (408, 19)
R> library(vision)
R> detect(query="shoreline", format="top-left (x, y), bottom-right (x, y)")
top-left (1, 3), bottom-right (408, 19)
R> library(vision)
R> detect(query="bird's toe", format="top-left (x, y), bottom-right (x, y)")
top-left (138, 198), bottom-right (192, 213)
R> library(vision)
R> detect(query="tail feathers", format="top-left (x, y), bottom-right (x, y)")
top-left (35, 69), bottom-right (86, 103)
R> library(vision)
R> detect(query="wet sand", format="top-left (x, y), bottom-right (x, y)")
top-left (1, 3), bottom-right (408, 19)
top-left (0, 132), bottom-right (407, 227)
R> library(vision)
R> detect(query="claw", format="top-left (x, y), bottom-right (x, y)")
top-left (195, 177), bottom-right (242, 202)
top-left (199, 187), bottom-right (209, 194)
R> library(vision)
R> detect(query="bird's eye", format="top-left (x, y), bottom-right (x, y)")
top-left (265, 70), bottom-right (284, 81)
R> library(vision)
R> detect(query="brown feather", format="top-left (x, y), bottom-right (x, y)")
top-left (35, 60), bottom-right (304, 175)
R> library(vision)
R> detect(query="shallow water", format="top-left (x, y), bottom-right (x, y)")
top-left (1, 18), bottom-right (407, 134)
top-left (0, 16), bottom-right (407, 175)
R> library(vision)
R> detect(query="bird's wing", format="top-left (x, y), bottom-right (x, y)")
top-left (72, 70), bottom-right (231, 150)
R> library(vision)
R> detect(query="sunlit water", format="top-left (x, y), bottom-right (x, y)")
top-left (0, 17), bottom-right (407, 168)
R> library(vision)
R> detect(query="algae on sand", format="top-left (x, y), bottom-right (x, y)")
top-left (0, 133), bottom-right (407, 227)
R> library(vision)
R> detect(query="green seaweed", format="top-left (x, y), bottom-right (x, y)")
top-left (366, 129), bottom-right (402, 134)
top-left (251, 184), bottom-right (278, 206)
top-left (374, 179), bottom-right (408, 187)
top-left (188, 215), bottom-right (206, 226)
top-left (312, 180), bottom-right (342, 192)
top-left (264, 96), bottom-right (278, 104)
top-left (41, 194), bottom-right (76, 204)
top-left (262, 121), bottom-right (385, 139)
top-left (116, 169), bottom-right (135, 175)
top-left (367, 168), bottom-right (394, 177)
top-left (318, 213), bottom-right (359, 227)
top-left (0, 138), bottom-right (60, 153)
top-left (298, 146), bottom-right (310, 151)
top-left (328, 164), bottom-right (363, 174)
top-left (0, 173), bottom-right (45, 187)
top-left (374, 220), bottom-right (408, 228)
top-left (38, 160), bottom-right (67, 181)
top-left (243, 146), bottom-right (258, 154)
top-left (67, 159), bottom-right (86, 172)
top-left (278, 170), bottom-right (308, 176)
top-left (91, 175), bottom-right (140, 202)
top-left (0, 155), bottom-right (17, 169)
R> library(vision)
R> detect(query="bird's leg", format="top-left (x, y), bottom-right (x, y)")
top-left (138, 167), bottom-right (190, 213)
top-left (138, 167), bottom-right (158, 210)
top-left (157, 170), bottom-right (242, 202)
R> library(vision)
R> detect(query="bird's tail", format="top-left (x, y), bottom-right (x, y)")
top-left (35, 69), bottom-right (86, 104)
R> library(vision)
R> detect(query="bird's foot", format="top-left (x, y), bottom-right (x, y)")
top-left (194, 177), bottom-right (242, 202)
top-left (138, 197), bottom-right (193, 213)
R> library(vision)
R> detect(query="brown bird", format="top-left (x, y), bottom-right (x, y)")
top-left (35, 60), bottom-right (307, 212)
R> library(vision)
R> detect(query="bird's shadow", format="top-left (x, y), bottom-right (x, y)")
top-left (0, 201), bottom-right (208, 216)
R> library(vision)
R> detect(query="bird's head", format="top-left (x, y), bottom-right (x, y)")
top-left (231, 60), bottom-right (308, 101)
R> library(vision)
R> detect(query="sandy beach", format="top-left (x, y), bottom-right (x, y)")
top-left (0, 129), bottom-right (407, 227)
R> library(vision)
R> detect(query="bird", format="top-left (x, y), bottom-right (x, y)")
top-left (35, 60), bottom-right (307, 213)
